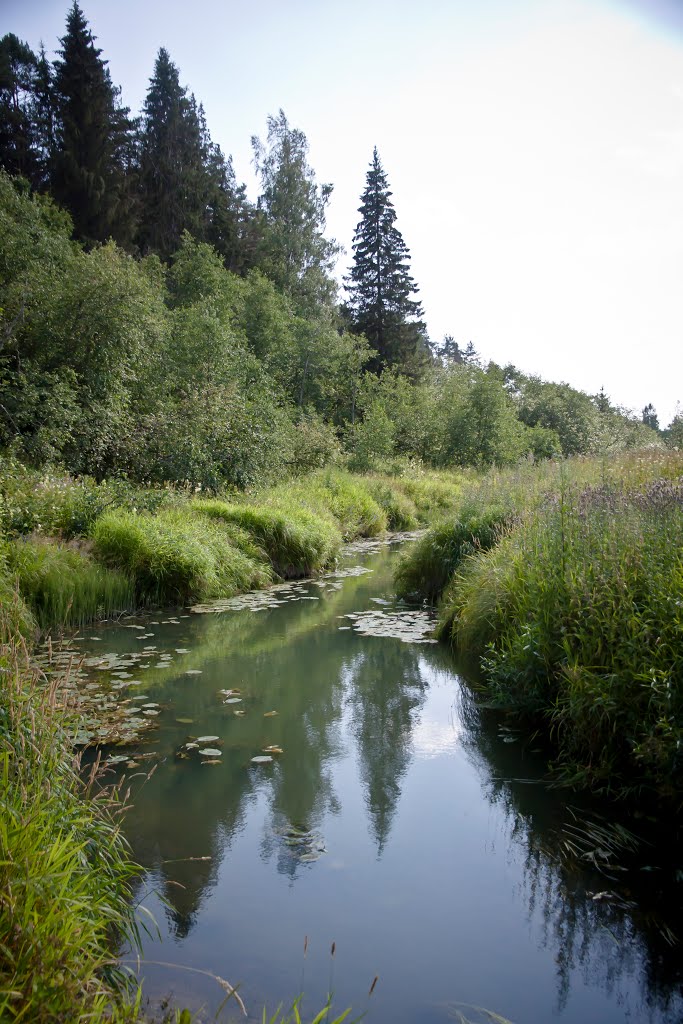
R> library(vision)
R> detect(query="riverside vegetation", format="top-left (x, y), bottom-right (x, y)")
top-left (396, 449), bottom-right (683, 808)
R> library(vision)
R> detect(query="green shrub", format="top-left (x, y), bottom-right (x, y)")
top-left (440, 479), bottom-right (683, 801)
top-left (363, 477), bottom-right (419, 530)
top-left (0, 646), bottom-right (144, 1022)
top-left (5, 538), bottom-right (134, 629)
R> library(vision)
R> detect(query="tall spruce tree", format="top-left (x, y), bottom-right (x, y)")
top-left (346, 147), bottom-right (428, 372)
top-left (252, 109), bottom-right (339, 315)
top-left (51, 2), bottom-right (135, 246)
top-left (137, 49), bottom-right (210, 259)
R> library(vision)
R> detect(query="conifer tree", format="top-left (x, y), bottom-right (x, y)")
top-left (51, 2), bottom-right (135, 246)
top-left (252, 109), bottom-right (339, 315)
top-left (0, 34), bottom-right (39, 184)
top-left (346, 147), bottom-right (428, 371)
top-left (137, 49), bottom-right (210, 259)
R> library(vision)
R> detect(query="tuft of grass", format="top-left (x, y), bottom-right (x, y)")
top-left (93, 508), bottom-right (271, 605)
top-left (362, 476), bottom-right (419, 530)
top-left (192, 498), bottom-right (341, 578)
top-left (4, 537), bottom-right (133, 629)
top-left (395, 496), bottom-right (514, 602)
top-left (264, 470), bottom-right (387, 540)
top-left (0, 642), bottom-right (145, 1023)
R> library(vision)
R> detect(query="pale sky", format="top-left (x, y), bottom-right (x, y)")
top-left (4, 0), bottom-right (683, 426)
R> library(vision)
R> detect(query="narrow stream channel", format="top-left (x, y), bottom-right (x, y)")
top-left (69, 537), bottom-right (682, 1024)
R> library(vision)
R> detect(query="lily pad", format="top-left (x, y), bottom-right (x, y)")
top-left (251, 755), bottom-right (273, 764)
top-left (263, 710), bottom-right (278, 717)
top-left (198, 747), bottom-right (222, 757)
top-left (175, 717), bottom-right (194, 724)
top-left (196, 735), bottom-right (219, 743)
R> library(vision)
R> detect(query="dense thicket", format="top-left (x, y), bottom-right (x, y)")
top-left (0, 3), bottom-right (668, 490)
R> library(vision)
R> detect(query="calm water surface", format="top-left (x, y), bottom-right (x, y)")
top-left (75, 539), bottom-right (682, 1024)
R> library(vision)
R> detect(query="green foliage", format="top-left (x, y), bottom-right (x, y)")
top-left (362, 476), bottom-right (419, 530)
top-left (252, 109), bottom-right (339, 315)
top-left (5, 537), bottom-right (133, 628)
top-left (268, 470), bottom-right (387, 539)
top-left (346, 146), bottom-right (427, 371)
top-left (93, 508), bottom-right (271, 605)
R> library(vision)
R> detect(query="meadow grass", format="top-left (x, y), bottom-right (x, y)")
top-left (399, 450), bottom-right (683, 804)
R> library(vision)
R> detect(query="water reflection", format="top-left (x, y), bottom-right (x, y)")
top-left (72, 543), bottom-right (682, 1022)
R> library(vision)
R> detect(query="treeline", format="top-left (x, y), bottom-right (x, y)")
top-left (0, 5), bottom-right (674, 489)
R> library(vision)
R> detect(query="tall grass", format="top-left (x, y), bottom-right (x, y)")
top-left (93, 508), bottom-right (271, 605)
top-left (426, 456), bottom-right (683, 803)
top-left (0, 640), bottom-right (144, 1022)
top-left (5, 537), bottom-right (134, 629)
top-left (192, 498), bottom-right (341, 578)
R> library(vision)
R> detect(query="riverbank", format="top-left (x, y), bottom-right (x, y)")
top-left (395, 449), bottom-right (683, 808)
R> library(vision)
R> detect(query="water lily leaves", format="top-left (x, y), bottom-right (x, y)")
top-left (201, 759), bottom-right (221, 765)
top-left (185, 742), bottom-right (199, 750)
top-left (198, 747), bottom-right (222, 757)
top-left (224, 697), bottom-right (242, 704)
top-left (185, 669), bottom-right (202, 675)
top-left (175, 648), bottom-right (190, 654)
top-left (175, 717), bottom-right (194, 724)
top-left (251, 755), bottom-right (273, 764)
top-left (142, 709), bottom-right (160, 716)
top-left (107, 754), bottom-right (129, 765)
top-left (263, 745), bottom-right (283, 754)
top-left (196, 736), bottom-right (220, 743)
top-left (263, 710), bottom-right (278, 717)
top-left (233, 710), bottom-right (246, 717)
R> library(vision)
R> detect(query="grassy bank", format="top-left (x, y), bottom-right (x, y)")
top-left (0, 463), bottom-right (463, 633)
top-left (395, 451), bottom-right (683, 805)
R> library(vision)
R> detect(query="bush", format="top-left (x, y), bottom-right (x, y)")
top-left (439, 478), bottom-right (683, 801)
top-left (395, 496), bottom-right (514, 602)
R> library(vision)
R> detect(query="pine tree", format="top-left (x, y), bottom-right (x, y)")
top-left (252, 109), bottom-right (339, 314)
top-left (51, 2), bottom-right (135, 245)
top-left (346, 147), bottom-right (428, 371)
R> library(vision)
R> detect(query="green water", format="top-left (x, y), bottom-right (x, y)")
top-left (72, 538), bottom-right (682, 1024)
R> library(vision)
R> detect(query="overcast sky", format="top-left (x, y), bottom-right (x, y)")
top-left (5, 0), bottom-right (683, 425)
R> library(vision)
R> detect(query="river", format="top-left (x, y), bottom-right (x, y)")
top-left (70, 536), bottom-right (682, 1024)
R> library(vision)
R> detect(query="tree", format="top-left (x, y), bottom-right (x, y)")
top-left (137, 48), bottom-right (209, 259)
top-left (346, 147), bottom-right (428, 372)
top-left (51, 3), bottom-right (135, 246)
top-left (252, 109), bottom-right (339, 314)
top-left (0, 34), bottom-right (39, 184)
top-left (441, 335), bottom-right (478, 365)
top-left (642, 403), bottom-right (659, 432)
